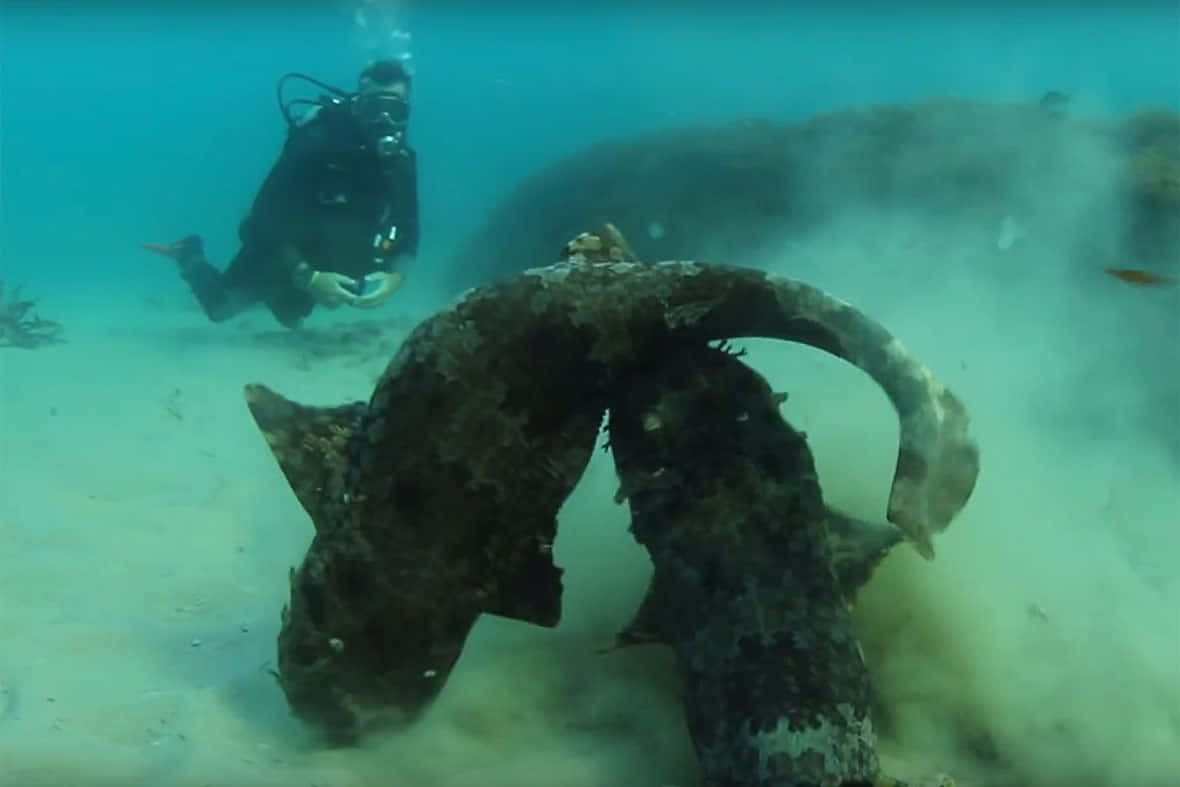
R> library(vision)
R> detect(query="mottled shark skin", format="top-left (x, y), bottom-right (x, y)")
top-left (243, 376), bottom-right (602, 743)
top-left (244, 235), bottom-right (978, 742)
top-left (607, 343), bottom-right (900, 787)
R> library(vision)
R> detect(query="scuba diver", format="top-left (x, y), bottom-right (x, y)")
top-left (142, 59), bottom-right (419, 328)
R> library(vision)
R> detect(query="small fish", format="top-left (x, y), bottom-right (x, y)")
top-left (996, 214), bottom-right (1026, 251)
top-left (1105, 268), bottom-right (1177, 286)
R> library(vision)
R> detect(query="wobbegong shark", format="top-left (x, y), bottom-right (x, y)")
top-left (606, 340), bottom-right (899, 786)
top-left (244, 225), bottom-right (978, 782)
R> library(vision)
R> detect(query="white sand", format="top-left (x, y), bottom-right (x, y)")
top-left (1, 208), bottom-right (1177, 787)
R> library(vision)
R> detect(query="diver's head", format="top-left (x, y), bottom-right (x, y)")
top-left (353, 58), bottom-right (412, 156)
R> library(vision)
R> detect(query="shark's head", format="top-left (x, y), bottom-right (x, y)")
top-left (274, 556), bottom-right (459, 744)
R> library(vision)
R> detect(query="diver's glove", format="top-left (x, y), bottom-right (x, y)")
top-left (353, 271), bottom-right (404, 309)
top-left (292, 263), bottom-right (358, 308)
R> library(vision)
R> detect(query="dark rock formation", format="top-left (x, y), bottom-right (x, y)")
top-left (448, 99), bottom-right (1180, 293)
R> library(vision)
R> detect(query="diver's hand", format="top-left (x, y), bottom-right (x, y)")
top-left (352, 271), bottom-right (404, 309)
top-left (303, 271), bottom-right (360, 308)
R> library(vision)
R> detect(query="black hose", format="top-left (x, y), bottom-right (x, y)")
top-left (276, 72), bottom-right (352, 127)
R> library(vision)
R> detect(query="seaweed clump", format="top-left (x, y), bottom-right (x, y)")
top-left (0, 282), bottom-right (63, 348)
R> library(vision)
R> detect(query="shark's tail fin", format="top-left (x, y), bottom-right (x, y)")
top-left (243, 383), bottom-right (367, 533)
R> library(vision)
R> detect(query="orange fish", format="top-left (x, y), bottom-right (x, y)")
top-left (1105, 268), bottom-right (1177, 286)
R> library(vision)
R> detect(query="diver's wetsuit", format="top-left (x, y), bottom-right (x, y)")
top-left (178, 102), bottom-right (419, 328)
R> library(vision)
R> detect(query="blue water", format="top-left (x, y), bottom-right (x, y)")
top-left (1, 4), bottom-right (1178, 786)
top-left (1, 2), bottom-right (1176, 297)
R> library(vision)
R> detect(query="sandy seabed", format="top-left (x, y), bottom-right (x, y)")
top-left (2, 214), bottom-right (1178, 787)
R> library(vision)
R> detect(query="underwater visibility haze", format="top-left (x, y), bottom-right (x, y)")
top-left (0, 2), bottom-right (1178, 786)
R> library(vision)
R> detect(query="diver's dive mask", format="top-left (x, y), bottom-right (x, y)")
top-left (352, 91), bottom-right (410, 157)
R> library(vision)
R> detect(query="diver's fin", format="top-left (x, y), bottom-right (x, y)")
top-left (825, 506), bottom-right (904, 600)
top-left (140, 234), bottom-right (204, 264)
top-left (243, 383), bottom-right (367, 533)
top-left (483, 545), bottom-right (564, 628)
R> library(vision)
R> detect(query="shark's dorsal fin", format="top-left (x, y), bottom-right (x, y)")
top-left (244, 383), bottom-right (366, 533)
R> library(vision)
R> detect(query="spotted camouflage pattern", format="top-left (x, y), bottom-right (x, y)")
top-left (608, 343), bottom-right (899, 785)
top-left (244, 228), bottom-right (978, 764)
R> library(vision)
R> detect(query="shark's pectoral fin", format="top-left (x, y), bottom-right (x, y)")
top-left (243, 383), bottom-right (367, 532)
top-left (599, 572), bottom-right (669, 654)
top-left (483, 544), bottom-right (565, 628)
top-left (825, 506), bottom-right (904, 600)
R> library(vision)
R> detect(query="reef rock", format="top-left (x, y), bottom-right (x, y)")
top-left (449, 99), bottom-right (1180, 292)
